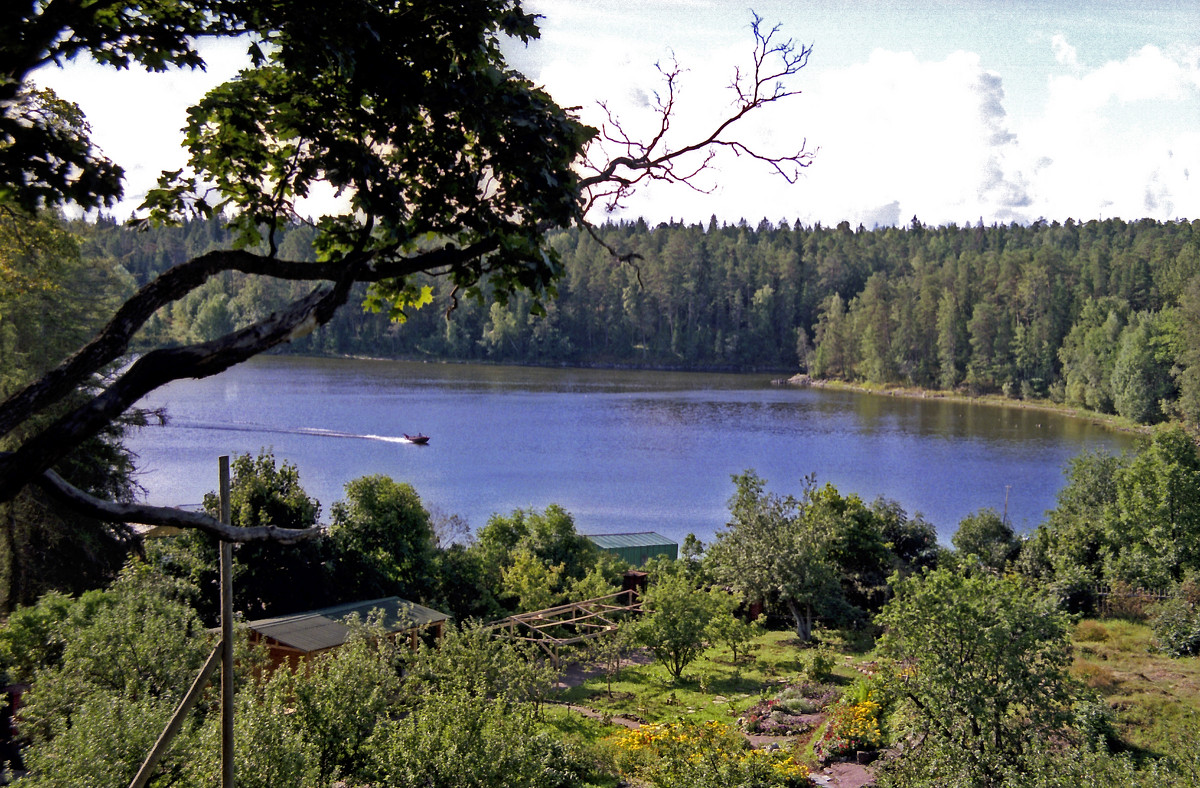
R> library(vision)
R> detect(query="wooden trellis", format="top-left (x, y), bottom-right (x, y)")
top-left (485, 589), bottom-right (641, 667)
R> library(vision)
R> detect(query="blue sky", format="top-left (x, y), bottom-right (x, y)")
top-left (36, 0), bottom-right (1200, 228)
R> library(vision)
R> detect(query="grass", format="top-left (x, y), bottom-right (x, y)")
top-left (552, 630), bottom-right (859, 728)
top-left (1070, 618), bottom-right (1200, 755)
top-left (542, 617), bottom-right (1200, 781)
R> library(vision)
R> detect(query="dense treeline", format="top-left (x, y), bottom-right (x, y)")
top-left (78, 214), bottom-right (1200, 425)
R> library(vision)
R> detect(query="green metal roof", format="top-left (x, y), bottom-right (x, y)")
top-left (246, 597), bottom-right (447, 654)
top-left (587, 532), bottom-right (676, 550)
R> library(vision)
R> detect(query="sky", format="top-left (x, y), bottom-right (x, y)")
top-left (34, 0), bottom-right (1200, 229)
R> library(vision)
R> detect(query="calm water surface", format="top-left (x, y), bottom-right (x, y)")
top-left (125, 356), bottom-right (1138, 545)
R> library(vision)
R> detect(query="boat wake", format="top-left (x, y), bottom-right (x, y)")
top-left (163, 420), bottom-right (413, 445)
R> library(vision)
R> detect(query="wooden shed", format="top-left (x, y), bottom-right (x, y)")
top-left (245, 596), bottom-right (447, 669)
top-left (586, 531), bottom-right (677, 566)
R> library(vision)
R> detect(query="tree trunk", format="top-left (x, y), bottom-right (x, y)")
top-left (787, 599), bottom-right (813, 642)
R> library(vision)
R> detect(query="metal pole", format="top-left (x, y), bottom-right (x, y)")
top-left (219, 455), bottom-right (234, 788)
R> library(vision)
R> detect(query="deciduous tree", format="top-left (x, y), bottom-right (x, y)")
top-left (951, 508), bottom-right (1020, 572)
top-left (878, 567), bottom-right (1081, 787)
top-left (634, 571), bottom-right (723, 682)
top-left (708, 471), bottom-right (839, 642)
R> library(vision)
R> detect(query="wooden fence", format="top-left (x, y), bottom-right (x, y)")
top-left (485, 589), bottom-right (641, 668)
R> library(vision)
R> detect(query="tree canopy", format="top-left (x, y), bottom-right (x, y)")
top-left (878, 567), bottom-right (1082, 787)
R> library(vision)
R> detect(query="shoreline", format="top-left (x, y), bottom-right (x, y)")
top-left (781, 374), bottom-right (1151, 435)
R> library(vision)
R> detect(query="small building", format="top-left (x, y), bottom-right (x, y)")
top-left (245, 596), bottom-right (447, 669)
top-left (587, 531), bottom-right (677, 566)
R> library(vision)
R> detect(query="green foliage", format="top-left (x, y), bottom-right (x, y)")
top-left (16, 562), bottom-right (213, 786)
top-left (471, 504), bottom-right (600, 610)
top-left (428, 543), bottom-right (502, 621)
top-left (1174, 275), bottom-right (1200, 424)
top-left (203, 450), bottom-right (321, 530)
top-left (329, 474), bottom-right (436, 603)
top-left (871, 497), bottom-right (940, 574)
top-left (402, 623), bottom-right (558, 707)
top-left (567, 561), bottom-right (621, 603)
top-left (1111, 311), bottom-right (1177, 423)
top-left (585, 620), bottom-right (636, 698)
top-left (878, 567), bottom-right (1082, 788)
top-left (0, 210), bottom-right (140, 610)
top-left (150, 449), bottom-right (327, 619)
top-left (952, 508), bottom-right (1020, 571)
top-left (77, 215), bottom-right (1200, 421)
top-left (1107, 425), bottom-right (1200, 587)
top-left (365, 691), bottom-right (584, 788)
top-left (1028, 427), bottom-right (1200, 597)
top-left (800, 646), bottom-right (836, 682)
top-left (501, 548), bottom-right (566, 612)
top-left (710, 471), bottom-right (914, 641)
top-left (1151, 597), bottom-right (1200, 657)
top-left (708, 471), bottom-right (839, 641)
top-left (705, 592), bottom-right (764, 663)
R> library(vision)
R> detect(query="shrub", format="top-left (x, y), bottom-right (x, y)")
top-left (1075, 620), bottom-right (1111, 643)
top-left (801, 646), bottom-right (836, 682)
top-left (1151, 597), bottom-right (1200, 657)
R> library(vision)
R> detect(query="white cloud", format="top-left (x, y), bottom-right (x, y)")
top-left (1051, 34), bottom-right (1081, 72)
top-left (1048, 44), bottom-right (1199, 115)
top-left (24, 7), bottom-right (1200, 228)
top-left (1021, 42), bottom-right (1200, 221)
top-left (562, 35), bottom-right (1200, 228)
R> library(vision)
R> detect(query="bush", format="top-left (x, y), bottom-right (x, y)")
top-left (365, 693), bottom-right (585, 788)
top-left (801, 646), bottom-right (835, 682)
top-left (1151, 597), bottom-right (1200, 657)
top-left (1075, 620), bottom-right (1111, 643)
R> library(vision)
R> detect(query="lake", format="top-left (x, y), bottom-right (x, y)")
top-left (124, 356), bottom-right (1138, 545)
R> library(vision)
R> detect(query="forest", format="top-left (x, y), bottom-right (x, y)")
top-left (78, 214), bottom-right (1200, 426)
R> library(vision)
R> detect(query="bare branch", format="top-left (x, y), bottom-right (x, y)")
top-left (36, 470), bottom-right (322, 544)
top-left (578, 13), bottom-right (815, 215)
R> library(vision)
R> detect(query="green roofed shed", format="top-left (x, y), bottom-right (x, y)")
top-left (587, 532), bottom-right (677, 566)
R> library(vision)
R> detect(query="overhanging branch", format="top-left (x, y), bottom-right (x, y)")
top-left (0, 238), bottom-right (502, 442)
top-left (36, 470), bottom-right (322, 544)
top-left (0, 259), bottom-right (362, 503)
